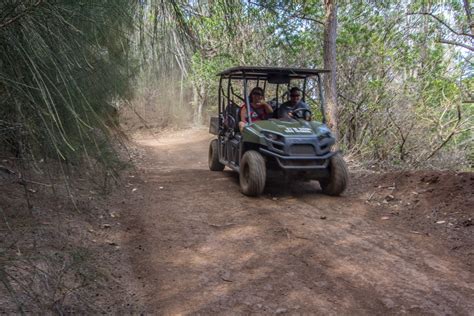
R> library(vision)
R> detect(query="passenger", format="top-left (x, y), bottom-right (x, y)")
top-left (277, 87), bottom-right (311, 121)
top-left (239, 87), bottom-right (273, 132)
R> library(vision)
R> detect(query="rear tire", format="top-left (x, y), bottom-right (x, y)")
top-left (320, 153), bottom-right (348, 196)
top-left (209, 139), bottom-right (225, 171)
top-left (240, 150), bottom-right (266, 196)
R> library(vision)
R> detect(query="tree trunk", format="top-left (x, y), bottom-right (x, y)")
top-left (323, 0), bottom-right (339, 141)
top-left (193, 82), bottom-right (205, 125)
top-left (463, 0), bottom-right (473, 36)
top-left (192, 83), bottom-right (199, 124)
top-left (197, 83), bottom-right (205, 124)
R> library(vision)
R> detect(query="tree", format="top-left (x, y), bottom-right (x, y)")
top-left (130, 0), bottom-right (472, 168)
top-left (0, 0), bottom-right (136, 170)
top-left (408, 0), bottom-right (474, 52)
top-left (322, 0), bottom-right (339, 140)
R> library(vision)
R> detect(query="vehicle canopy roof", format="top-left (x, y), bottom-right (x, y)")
top-left (218, 66), bottom-right (329, 80)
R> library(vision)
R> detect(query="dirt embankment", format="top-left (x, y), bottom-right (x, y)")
top-left (0, 159), bottom-right (145, 313)
top-left (1, 127), bottom-right (472, 314)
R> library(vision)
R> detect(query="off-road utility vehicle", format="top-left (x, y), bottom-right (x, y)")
top-left (208, 66), bottom-right (348, 196)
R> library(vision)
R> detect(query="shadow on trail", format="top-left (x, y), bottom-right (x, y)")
top-left (124, 130), bottom-right (473, 314)
top-left (125, 166), bottom-right (473, 314)
top-left (214, 168), bottom-right (328, 198)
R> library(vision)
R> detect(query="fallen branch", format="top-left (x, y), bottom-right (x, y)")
top-left (0, 165), bottom-right (15, 175)
top-left (423, 103), bottom-right (462, 161)
top-left (18, 179), bottom-right (52, 187)
top-left (126, 101), bottom-right (152, 129)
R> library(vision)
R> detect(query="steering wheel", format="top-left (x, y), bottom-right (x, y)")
top-left (290, 108), bottom-right (312, 120)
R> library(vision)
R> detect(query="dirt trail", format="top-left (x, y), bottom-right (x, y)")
top-left (120, 128), bottom-right (473, 315)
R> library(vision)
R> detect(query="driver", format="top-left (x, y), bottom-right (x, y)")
top-left (277, 87), bottom-right (311, 121)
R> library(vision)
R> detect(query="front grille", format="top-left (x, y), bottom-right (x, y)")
top-left (289, 144), bottom-right (315, 156)
top-left (279, 159), bottom-right (326, 167)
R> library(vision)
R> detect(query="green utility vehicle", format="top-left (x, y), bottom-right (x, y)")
top-left (208, 66), bottom-right (348, 196)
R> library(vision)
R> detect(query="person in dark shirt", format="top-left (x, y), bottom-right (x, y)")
top-left (277, 87), bottom-right (311, 121)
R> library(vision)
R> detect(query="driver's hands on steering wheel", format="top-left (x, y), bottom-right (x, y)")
top-left (289, 108), bottom-right (312, 121)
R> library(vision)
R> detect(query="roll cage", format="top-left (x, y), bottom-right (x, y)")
top-left (217, 66), bottom-right (330, 127)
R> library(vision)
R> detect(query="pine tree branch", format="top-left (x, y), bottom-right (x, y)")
top-left (0, 0), bottom-right (45, 29)
top-left (248, 1), bottom-right (324, 26)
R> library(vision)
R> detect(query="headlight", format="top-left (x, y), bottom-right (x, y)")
top-left (263, 132), bottom-right (282, 142)
top-left (319, 126), bottom-right (332, 134)
top-left (317, 126), bottom-right (333, 140)
top-left (317, 131), bottom-right (333, 141)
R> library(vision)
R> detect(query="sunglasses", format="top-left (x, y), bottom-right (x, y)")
top-left (252, 92), bottom-right (263, 96)
top-left (290, 94), bottom-right (301, 97)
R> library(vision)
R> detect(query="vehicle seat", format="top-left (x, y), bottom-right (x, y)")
top-left (224, 101), bottom-right (241, 132)
top-left (268, 100), bottom-right (280, 119)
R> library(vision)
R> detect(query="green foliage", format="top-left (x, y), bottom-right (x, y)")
top-left (131, 0), bottom-right (472, 168)
top-left (9, 0), bottom-right (463, 170)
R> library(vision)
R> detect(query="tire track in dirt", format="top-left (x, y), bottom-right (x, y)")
top-left (121, 128), bottom-right (473, 315)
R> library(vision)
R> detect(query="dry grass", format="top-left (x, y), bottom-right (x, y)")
top-left (0, 157), bottom-right (142, 314)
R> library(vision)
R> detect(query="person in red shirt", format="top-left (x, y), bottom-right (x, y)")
top-left (239, 87), bottom-right (273, 132)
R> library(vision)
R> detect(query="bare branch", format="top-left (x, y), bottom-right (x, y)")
top-left (388, 112), bottom-right (414, 161)
top-left (408, 11), bottom-right (473, 38)
top-left (338, 93), bottom-right (359, 105)
top-left (424, 103), bottom-right (462, 161)
top-left (437, 38), bottom-right (474, 52)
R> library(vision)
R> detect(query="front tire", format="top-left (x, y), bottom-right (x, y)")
top-left (240, 150), bottom-right (266, 196)
top-left (209, 139), bottom-right (224, 171)
top-left (320, 153), bottom-right (348, 196)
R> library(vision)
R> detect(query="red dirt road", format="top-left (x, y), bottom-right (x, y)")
top-left (120, 128), bottom-right (473, 314)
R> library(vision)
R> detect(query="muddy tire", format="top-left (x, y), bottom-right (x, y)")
top-left (240, 150), bottom-right (266, 196)
top-left (320, 153), bottom-right (348, 196)
top-left (209, 139), bottom-right (225, 171)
